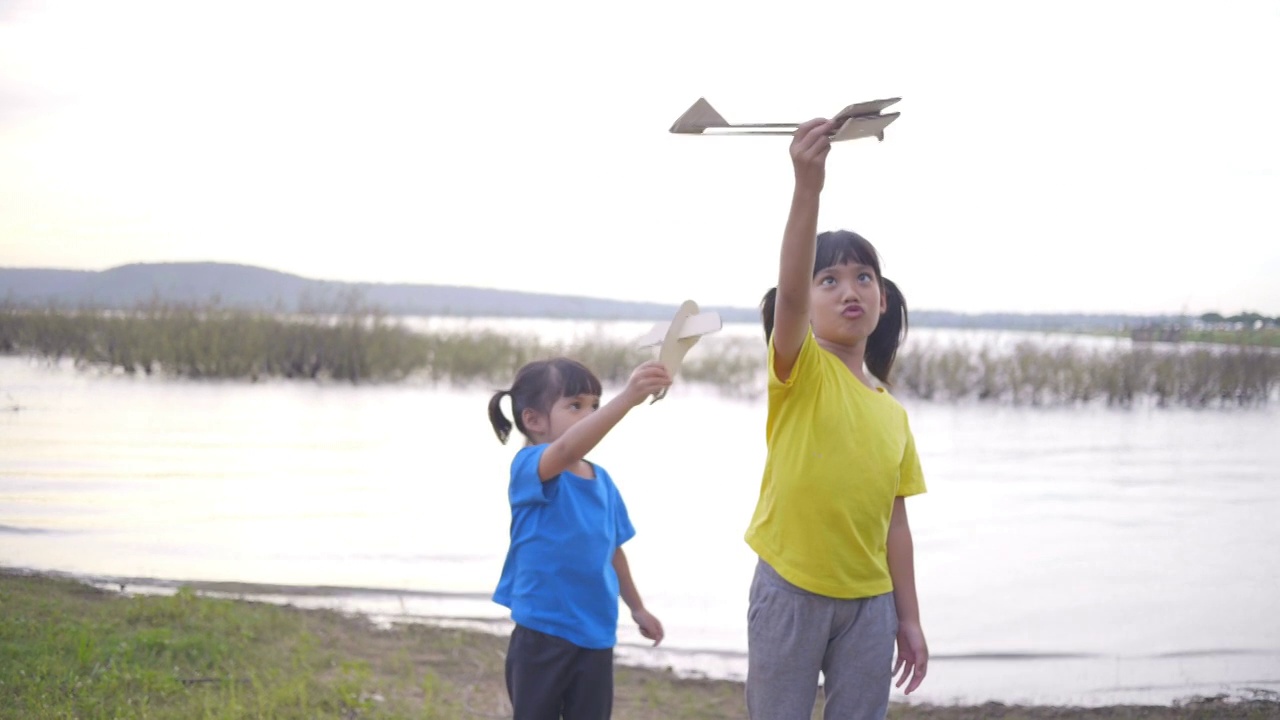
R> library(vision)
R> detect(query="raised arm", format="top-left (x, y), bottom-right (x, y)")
top-left (537, 360), bottom-right (671, 480)
top-left (772, 118), bottom-right (836, 382)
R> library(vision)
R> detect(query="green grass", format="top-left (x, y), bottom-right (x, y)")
top-left (2, 571), bottom-right (1277, 719)
top-left (0, 570), bottom-right (745, 719)
top-left (1179, 328), bottom-right (1280, 348)
top-left (0, 302), bottom-right (762, 396)
top-left (0, 572), bottom-right (455, 719)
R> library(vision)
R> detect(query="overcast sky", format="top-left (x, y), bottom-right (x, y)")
top-left (1, 0), bottom-right (1276, 315)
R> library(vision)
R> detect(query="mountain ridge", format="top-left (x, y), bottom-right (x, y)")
top-left (0, 261), bottom-right (1184, 330)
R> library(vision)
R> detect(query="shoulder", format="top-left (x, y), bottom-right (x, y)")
top-left (876, 385), bottom-right (907, 410)
top-left (867, 390), bottom-right (922, 449)
top-left (513, 443), bottom-right (549, 464)
top-left (869, 387), bottom-right (912, 422)
top-left (511, 443), bottom-right (552, 481)
top-left (589, 462), bottom-right (628, 499)
top-left (590, 461), bottom-right (618, 487)
top-left (769, 328), bottom-right (828, 391)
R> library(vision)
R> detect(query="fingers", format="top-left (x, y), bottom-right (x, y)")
top-left (904, 660), bottom-right (927, 694)
top-left (791, 117), bottom-right (835, 159)
top-left (792, 117), bottom-right (831, 144)
top-left (894, 650), bottom-right (927, 694)
top-left (638, 359), bottom-right (672, 377)
top-left (894, 657), bottom-right (912, 689)
top-left (631, 360), bottom-right (673, 394)
top-left (633, 359), bottom-right (671, 378)
top-left (636, 614), bottom-right (665, 646)
top-left (648, 619), bottom-right (665, 646)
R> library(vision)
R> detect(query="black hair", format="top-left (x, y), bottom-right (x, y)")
top-left (760, 230), bottom-right (908, 385)
top-left (487, 357), bottom-right (604, 444)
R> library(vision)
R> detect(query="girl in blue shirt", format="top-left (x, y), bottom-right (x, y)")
top-left (488, 356), bottom-right (671, 720)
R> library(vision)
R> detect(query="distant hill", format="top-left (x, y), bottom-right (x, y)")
top-left (0, 262), bottom-right (763, 323)
top-left (0, 262), bottom-right (1181, 330)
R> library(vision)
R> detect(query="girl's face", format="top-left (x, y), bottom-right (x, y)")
top-left (810, 261), bottom-right (886, 345)
top-left (523, 392), bottom-right (600, 444)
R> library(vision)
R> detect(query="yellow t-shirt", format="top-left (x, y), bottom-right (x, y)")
top-left (744, 328), bottom-right (927, 599)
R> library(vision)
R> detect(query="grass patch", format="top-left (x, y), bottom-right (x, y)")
top-left (0, 303), bottom-right (761, 397)
top-left (1, 303), bottom-right (1277, 408)
top-left (893, 340), bottom-right (1279, 408)
top-left (1179, 328), bottom-right (1280, 348)
top-left (2, 570), bottom-right (1277, 719)
top-left (1086, 327), bottom-right (1280, 349)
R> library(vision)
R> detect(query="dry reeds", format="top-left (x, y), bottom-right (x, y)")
top-left (2, 303), bottom-right (1275, 408)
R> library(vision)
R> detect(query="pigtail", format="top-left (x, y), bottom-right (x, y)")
top-left (488, 390), bottom-right (513, 444)
top-left (760, 287), bottom-right (778, 344)
top-left (866, 277), bottom-right (908, 386)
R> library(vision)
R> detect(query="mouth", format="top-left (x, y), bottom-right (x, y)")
top-left (842, 305), bottom-right (865, 319)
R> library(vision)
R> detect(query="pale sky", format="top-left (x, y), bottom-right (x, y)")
top-left (1, 0), bottom-right (1277, 315)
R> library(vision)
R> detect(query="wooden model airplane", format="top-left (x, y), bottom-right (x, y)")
top-left (669, 97), bottom-right (901, 142)
top-left (635, 300), bottom-right (723, 403)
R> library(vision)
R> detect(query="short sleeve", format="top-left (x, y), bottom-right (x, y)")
top-left (767, 326), bottom-right (820, 392)
top-left (611, 480), bottom-right (636, 546)
top-left (509, 445), bottom-right (555, 507)
top-left (896, 416), bottom-right (928, 498)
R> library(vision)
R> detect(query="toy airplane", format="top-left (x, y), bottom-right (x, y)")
top-left (635, 300), bottom-right (723, 403)
top-left (669, 97), bottom-right (901, 142)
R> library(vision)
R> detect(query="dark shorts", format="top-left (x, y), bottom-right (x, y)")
top-left (505, 624), bottom-right (614, 720)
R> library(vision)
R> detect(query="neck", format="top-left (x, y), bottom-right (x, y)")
top-left (815, 335), bottom-right (876, 388)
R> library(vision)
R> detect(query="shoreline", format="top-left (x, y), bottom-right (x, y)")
top-left (4, 566), bottom-right (1278, 718)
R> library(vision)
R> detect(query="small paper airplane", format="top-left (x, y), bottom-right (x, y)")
top-left (669, 97), bottom-right (901, 142)
top-left (635, 301), bottom-right (723, 403)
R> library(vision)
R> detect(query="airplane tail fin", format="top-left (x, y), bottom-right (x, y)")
top-left (669, 98), bottom-right (730, 134)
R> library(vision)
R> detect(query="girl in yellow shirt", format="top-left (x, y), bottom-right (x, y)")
top-left (743, 118), bottom-right (929, 720)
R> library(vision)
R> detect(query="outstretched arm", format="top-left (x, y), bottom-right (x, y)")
top-left (887, 496), bottom-right (928, 694)
top-left (613, 547), bottom-right (664, 646)
top-left (538, 361), bottom-right (670, 480)
top-left (772, 118), bottom-right (836, 382)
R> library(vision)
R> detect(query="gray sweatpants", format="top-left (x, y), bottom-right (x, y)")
top-left (746, 558), bottom-right (898, 720)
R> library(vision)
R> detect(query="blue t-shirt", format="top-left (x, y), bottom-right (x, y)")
top-left (492, 444), bottom-right (636, 650)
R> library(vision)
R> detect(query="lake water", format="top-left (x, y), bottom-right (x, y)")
top-left (2, 321), bottom-right (1278, 709)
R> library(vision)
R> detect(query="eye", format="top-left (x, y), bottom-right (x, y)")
top-left (819, 276), bottom-right (836, 286)
top-left (568, 402), bottom-right (581, 410)
top-left (858, 272), bottom-right (874, 283)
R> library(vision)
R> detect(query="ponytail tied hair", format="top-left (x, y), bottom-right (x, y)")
top-left (760, 286), bottom-right (778, 344)
top-left (867, 277), bottom-right (908, 386)
top-left (487, 389), bottom-right (514, 444)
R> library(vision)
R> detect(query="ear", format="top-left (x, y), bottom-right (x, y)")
top-left (879, 283), bottom-right (889, 314)
top-left (521, 407), bottom-right (546, 435)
